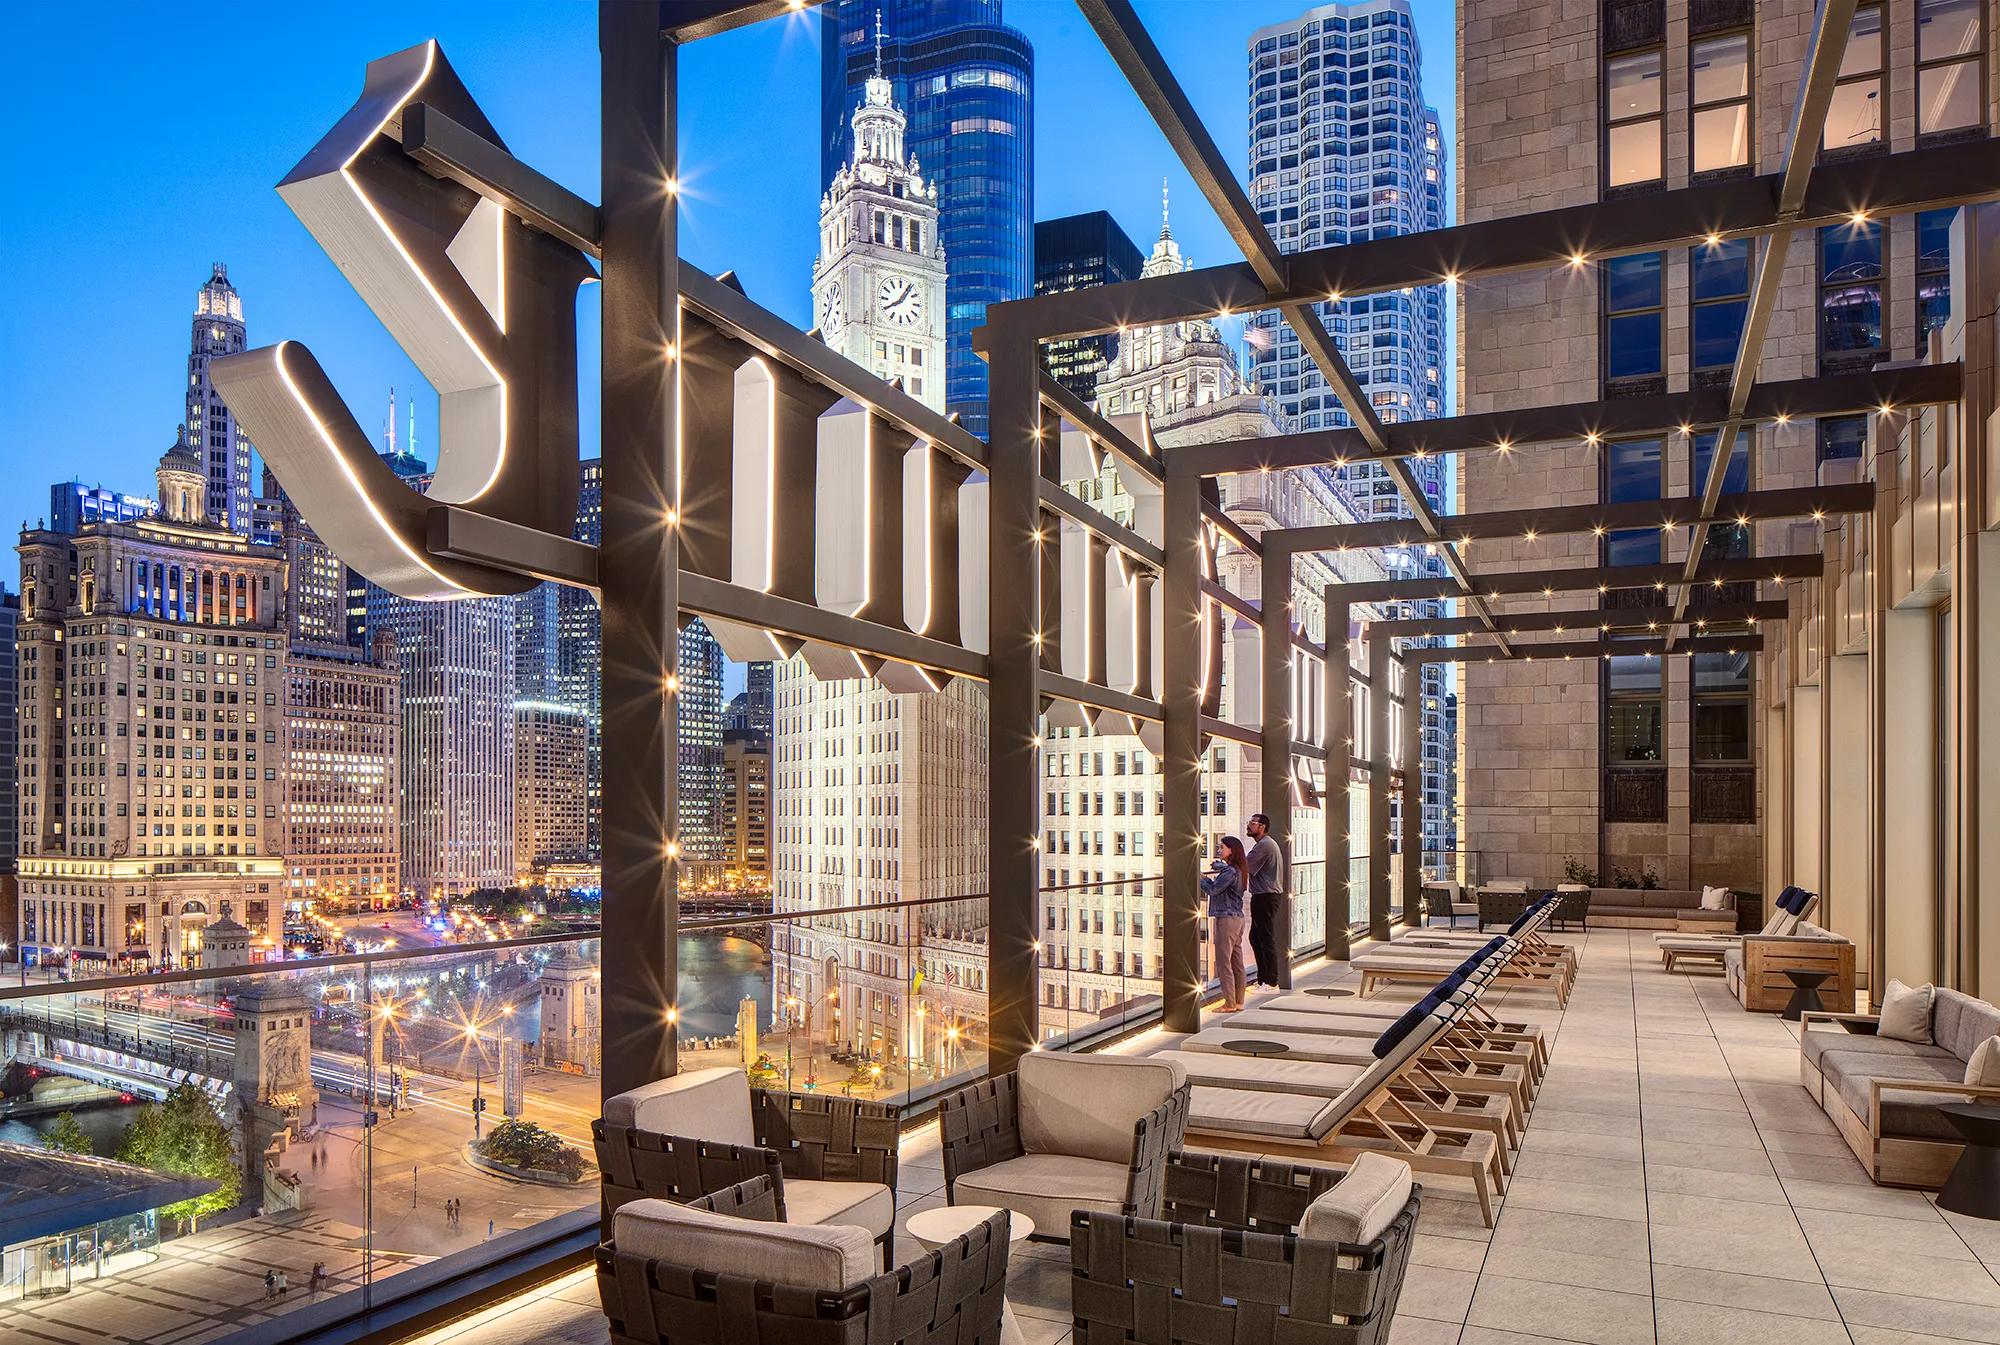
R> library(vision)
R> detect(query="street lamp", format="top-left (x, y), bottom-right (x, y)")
top-left (464, 1023), bottom-right (487, 1138)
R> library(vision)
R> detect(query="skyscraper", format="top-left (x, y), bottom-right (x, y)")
top-left (726, 661), bottom-right (774, 740)
top-left (514, 583), bottom-right (563, 700)
top-left (261, 464), bottom-right (351, 648)
top-left (678, 620), bottom-right (728, 887)
top-left (514, 700), bottom-right (589, 877)
top-left (0, 584), bottom-right (18, 878)
top-left (559, 460), bottom-right (604, 855)
top-left (1244, 0), bottom-right (1455, 866)
top-left (16, 439), bottom-right (288, 967)
top-left (814, 52), bottom-right (948, 412)
top-left (186, 264), bottom-right (257, 534)
top-left (821, 0), bottom-right (1032, 438)
top-left (367, 583), bottom-right (516, 898)
top-left (50, 482), bottom-right (156, 536)
top-left (1034, 210), bottom-right (1145, 404)
top-left (282, 637), bottom-right (400, 912)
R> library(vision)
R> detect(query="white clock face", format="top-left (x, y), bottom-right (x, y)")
top-left (878, 275), bottom-right (923, 327)
top-left (820, 281), bottom-right (844, 339)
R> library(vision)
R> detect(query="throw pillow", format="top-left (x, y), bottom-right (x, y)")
top-left (1878, 979), bottom-right (1935, 1044)
top-left (1966, 1037), bottom-right (2000, 1089)
top-left (1700, 886), bottom-right (1728, 911)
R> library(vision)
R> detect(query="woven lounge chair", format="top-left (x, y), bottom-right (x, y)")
top-left (936, 1051), bottom-right (1189, 1238)
top-left (594, 1066), bottom-right (900, 1267)
top-left (1070, 1152), bottom-right (1421, 1345)
top-left (596, 1176), bottom-right (1011, 1345)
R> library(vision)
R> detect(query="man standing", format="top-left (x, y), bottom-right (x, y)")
top-left (1244, 813), bottom-right (1288, 989)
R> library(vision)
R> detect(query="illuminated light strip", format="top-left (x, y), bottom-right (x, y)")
top-left (273, 342), bottom-right (469, 595)
top-left (909, 439), bottom-right (934, 636)
top-left (336, 40), bottom-right (511, 505)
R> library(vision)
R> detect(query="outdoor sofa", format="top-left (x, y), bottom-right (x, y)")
top-left (1799, 986), bottom-right (2000, 1186)
top-left (1580, 885), bottom-right (1738, 931)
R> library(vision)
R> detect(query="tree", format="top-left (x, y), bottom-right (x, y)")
top-left (117, 1082), bottom-right (241, 1233)
top-left (41, 1111), bottom-right (93, 1156)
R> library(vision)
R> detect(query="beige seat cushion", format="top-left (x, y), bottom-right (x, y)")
top-left (1299, 1153), bottom-right (1413, 1246)
top-left (614, 1197), bottom-right (876, 1290)
top-left (1182, 1031), bottom-right (1377, 1067)
top-left (784, 1179), bottom-right (894, 1238)
top-left (1187, 1085), bottom-right (1333, 1140)
top-left (951, 1152), bottom-right (1131, 1234)
top-left (603, 1067), bottom-right (755, 1144)
top-left (1878, 981), bottom-right (1935, 1045)
top-left (1152, 1049), bottom-right (1366, 1098)
top-left (1017, 1052), bottom-right (1186, 1164)
top-left (1800, 1027), bottom-right (1956, 1071)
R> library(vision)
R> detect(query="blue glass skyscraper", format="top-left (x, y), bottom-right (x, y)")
top-left (821, 0), bottom-right (1032, 440)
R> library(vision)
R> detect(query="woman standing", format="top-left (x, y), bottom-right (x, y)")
top-left (1200, 836), bottom-right (1251, 1012)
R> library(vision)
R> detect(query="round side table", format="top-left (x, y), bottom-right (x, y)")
top-left (1937, 1103), bottom-right (2000, 1220)
top-left (1221, 1039), bottom-right (1290, 1057)
top-left (906, 1205), bottom-right (1034, 1344)
top-left (1779, 968), bottom-right (1832, 1021)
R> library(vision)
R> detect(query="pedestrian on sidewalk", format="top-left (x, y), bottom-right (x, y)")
top-left (310, 1262), bottom-right (327, 1295)
top-left (264, 1268), bottom-right (277, 1301)
top-left (276, 1270), bottom-right (289, 1300)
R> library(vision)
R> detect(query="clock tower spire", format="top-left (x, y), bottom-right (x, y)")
top-left (811, 42), bottom-right (947, 412)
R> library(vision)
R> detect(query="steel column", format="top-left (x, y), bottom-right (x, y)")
top-left (598, 3), bottom-right (678, 1101)
top-left (1367, 633), bottom-right (1392, 941)
top-left (986, 334), bottom-right (1043, 1071)
top-left (1400, 657), bottom-right (1423, 927)
top-left (1260, 542), bottom-right (1295, 984)
top-left (1324, 596), bottom-right (1352, 960)
top-left (1162, 470), bottom-right (1206, 1032)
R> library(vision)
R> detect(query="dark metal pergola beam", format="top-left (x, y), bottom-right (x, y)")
top-left (1330, 553), bottom-right (1823, 604)
top-left (1367, 599), bottom-right (1786, 638)
top-left (979, 136), bottom-right (1998, 346)
top-left (1407, 632), bottom-right (1766, 665)
top-left (1074, 0), bottom-right (1505, 669)
top-left (1277, 481), bottom-right (1872, 552)
top-left (1668, 0), bottom-right (1857, 645)
top-left (1163, 364), bottom-right (1961, 478)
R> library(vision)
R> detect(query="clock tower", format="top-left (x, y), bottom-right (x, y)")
top-left (812, 18), bottom-right (946, 412)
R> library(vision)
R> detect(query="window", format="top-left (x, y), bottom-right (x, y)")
top-left (1917, 207), bottom-right (1958, 353)
top-left (1605, 437), bottom-right (1664, 567)
top-left (1825, 4), bottom-right (1884, 154)
top-left (1818, 414), bottom-right (1867, 464)
top-left (1606, 651), bottom-right (1664, 764)
top-left (1917, 0), bottom-right (1985, 136)
top-left (1691, 32), bottom-right (1750, 173)
top-left (1819, 220), bottom-right (1882, 360)
top-left (1690, 239), bottom-right (1751, 369)
top-left (1605, 49), bottom-right (1663, 187)
top-left (1692, 429), bottom-right (1753, 561)
top-left (1603, 252), bottom-right (1663, 382)
top-left (1692, 651), bottom-right (1753, 762)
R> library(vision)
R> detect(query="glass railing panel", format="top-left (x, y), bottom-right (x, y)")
top-left (0, 936), bottom-right (601, 1336)
top-left (753, 894), bottom-right (988, 1111)
top-left (1035, 875), bottom-right (1165, 1051)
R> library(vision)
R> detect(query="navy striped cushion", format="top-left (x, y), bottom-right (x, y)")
top-left (1372, 990), bottom-right (1445, 1059)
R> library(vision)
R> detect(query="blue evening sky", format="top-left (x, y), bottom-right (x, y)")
top-left (0, 0), bottom-right (1454, 561)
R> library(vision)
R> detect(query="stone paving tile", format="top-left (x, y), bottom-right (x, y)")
top-left (387, 931), bottom-right (2000, 1345)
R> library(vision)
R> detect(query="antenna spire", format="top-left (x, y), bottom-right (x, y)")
top-left (873, 9), bottom-right (884, 77)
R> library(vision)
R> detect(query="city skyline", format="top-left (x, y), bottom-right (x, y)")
top-left (0, 0), bottom-right (1455, 539)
